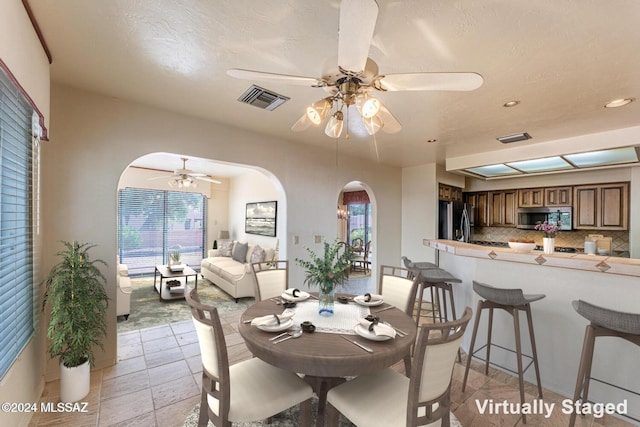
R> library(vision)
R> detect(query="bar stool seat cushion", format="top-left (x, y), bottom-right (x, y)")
top-left (402, 256), bottom-right (439, 271)
top-left (473, 281), bottom-right (545, 306)
top-left (572, 300), bottom-right (640, 335)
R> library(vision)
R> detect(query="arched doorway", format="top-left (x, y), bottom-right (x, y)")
top-left (338, 182), bottom-right (375, 294)
top-left (115, 152), bottom-right (287, 331)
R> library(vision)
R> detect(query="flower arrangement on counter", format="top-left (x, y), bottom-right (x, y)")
top-left (535, 220), bottom-right (561, 238)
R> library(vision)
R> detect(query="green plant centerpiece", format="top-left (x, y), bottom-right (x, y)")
top-left (296, 239), bottom-right (352, 317)
top-left (43, 240), bottom-right (109, 402)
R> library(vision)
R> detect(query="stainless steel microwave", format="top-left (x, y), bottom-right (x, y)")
top-left (516, 207), bottom-right (573, 230)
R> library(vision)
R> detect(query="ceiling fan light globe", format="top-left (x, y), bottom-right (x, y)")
top-left (363, 115), bottom-right (384, 135)
top-left (325, 111), bottom-right (344, 138)
top-left (306, 98), bottom-right (332, 125)
top-left (356, 94), bottom-right (381, 119)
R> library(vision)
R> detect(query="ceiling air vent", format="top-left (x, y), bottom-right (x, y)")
top-left (497, 132), bottom-right (532, 144)
top-left (237, 85), bottom-right (290, 111)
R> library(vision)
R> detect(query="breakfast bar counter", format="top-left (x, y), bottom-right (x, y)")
top-left (423, 239), bottom-right (640, 421)
top-left (424, 239), bottom-right (640, 277)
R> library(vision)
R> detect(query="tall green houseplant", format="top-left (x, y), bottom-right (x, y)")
top-left (44, 241), bottom-right (109, 368)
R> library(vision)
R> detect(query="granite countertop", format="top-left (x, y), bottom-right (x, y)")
top-left (423, 239), bottom-right (640, 277)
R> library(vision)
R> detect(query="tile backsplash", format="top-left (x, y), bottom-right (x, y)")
top-left (472, 227), bottom-right (629, 252)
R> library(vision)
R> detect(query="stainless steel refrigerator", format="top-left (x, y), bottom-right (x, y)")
top-left (438, 201), bottom-right (473, 242)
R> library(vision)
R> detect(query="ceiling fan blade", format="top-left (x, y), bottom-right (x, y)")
top-left (227, 69), bottom-right (325, 87)
top-left (195, 176), bottom-right (222, 185)
top-left (291, 113), bottom-right (312, 132)
top-left (376, 72), bottom-right (484, 92)
top-left (147, 174), bottom-right (174, 181)
top-left (377, 104), bottom-right (402, 134)
top-left (338, 0), bottom-right (378, 74)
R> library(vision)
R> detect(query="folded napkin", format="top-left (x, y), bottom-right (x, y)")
top-left (359, 293), bottom-right (383, 303)
top-left (251, 312), bottom-right (294, 327)
top-left (357, 318), bottom-right (396, 338)
top-left (284, 288), bottom-right (302, 297)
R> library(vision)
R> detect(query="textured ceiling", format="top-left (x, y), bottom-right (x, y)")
top-left (27, 0), bottom-right (640, 173)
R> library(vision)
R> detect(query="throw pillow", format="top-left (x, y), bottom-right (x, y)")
top-left (218, 239), bottom-right (234, 257)
top-left (250, 245), bottom-right (266, 263)
top-left (232, 242), bottom-right (249, 263)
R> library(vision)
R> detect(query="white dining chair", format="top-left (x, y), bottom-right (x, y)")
top-left (326, 307), bottom-right (473, 427)
top-left (251, 260), bottom-right (288, 301)
top-left (378, 265), bottom-right (420, 376)
top-left (185, 288), bottom-right (313, 427)
top-left (379, 265), bottom-right (419, 317)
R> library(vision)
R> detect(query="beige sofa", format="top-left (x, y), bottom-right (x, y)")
top-left (200, 241), bottom-right (277, 301)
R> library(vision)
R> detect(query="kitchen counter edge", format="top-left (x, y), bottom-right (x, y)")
top-left (424, 239), bottom-right (640, 278)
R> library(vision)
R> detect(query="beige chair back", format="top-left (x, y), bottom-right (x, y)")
top-left (251, 260), bottom-right (288, 301)
top-left (409, 307), bottom-right (472, 425)
top-left (185, 289), bottom-right (230, 423)
top-left (379, 265), bottom-right (419, 315)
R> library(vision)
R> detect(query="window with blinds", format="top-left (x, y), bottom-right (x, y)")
top-left (117, 188), bottom-right (206, 275)
top-left (0, 68), bottom-right (35, 379)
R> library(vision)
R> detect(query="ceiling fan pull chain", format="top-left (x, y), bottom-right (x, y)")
top-left (345, 104), bottom-right (350, 140)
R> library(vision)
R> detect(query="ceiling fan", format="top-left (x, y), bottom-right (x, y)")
top-left (148, 157), bottom-right (221, 189)
top-left (227, 0), bottom-right (483, 139)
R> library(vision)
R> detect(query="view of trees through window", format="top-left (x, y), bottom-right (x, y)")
top-left (118, 188), bottom-right (206, 275)
top-left (348, 203), bottom-right (372, 248)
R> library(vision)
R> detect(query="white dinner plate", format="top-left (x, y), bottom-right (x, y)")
top-left (354, 324), bottom-right (392, 341)
top-left (353, 295), bottom-right (384, 306)
top-left (281, 291), bottom-right (310, 302)
top-left (256, 318), bottom-right (294, 332)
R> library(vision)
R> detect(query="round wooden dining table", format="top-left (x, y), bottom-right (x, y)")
top-left (238, 294), bottom-right (418, 425)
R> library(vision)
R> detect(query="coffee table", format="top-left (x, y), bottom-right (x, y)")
top-left (153, 265), bottom-right (198, 302)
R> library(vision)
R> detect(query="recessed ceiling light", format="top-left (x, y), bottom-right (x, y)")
top-left (605, 98), bottom-right (634, 108)
top-left (503, 100), bottom-right (520, 107)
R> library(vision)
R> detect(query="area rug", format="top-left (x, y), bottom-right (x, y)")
top-left (184, 401), bottom-right (462, 426)
top-left (117, 277), bottom-right (253, 333)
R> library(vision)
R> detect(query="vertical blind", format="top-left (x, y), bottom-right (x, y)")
top-left (0, 68), bottom-right (34, 379)
top-left (118, 188), bottom-right (206, 275)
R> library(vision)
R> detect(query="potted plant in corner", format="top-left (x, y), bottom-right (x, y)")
top-left (296, 239), bottom-right (352, 317)
top-left (43, 241), bottom-right (109, 403)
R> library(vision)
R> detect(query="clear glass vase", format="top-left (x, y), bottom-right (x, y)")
top-left (318, 285), bottom-right (335, 317)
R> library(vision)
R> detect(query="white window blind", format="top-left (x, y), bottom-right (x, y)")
top-left (0, 68), bottom-right (34, 379)
top-left (118, 188), bottom-right (206, 275)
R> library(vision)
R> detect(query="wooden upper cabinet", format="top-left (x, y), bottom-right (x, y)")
top-left (518, 188), bottom-right (543, 207)
top-left (465, 192), bottom-right (488, 227)
top-left (573, 183), bottom-right (628, 230)
top-left (545, 186), bottom-right (572, 206)
top-left (439, 183), bottom-right (463, 202)
top-left (488, 190), bottom-right (517, 227)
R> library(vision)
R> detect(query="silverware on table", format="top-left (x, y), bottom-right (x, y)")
top-left (372, 305), bottom-right (395, 314)
top-left (340, 335), bottom-right (373, 353)
top-left (273, 330), bottom-right (302, 344)
top-left (269, 331), bottom-right (290, 341)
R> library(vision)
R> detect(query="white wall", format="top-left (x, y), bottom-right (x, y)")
top-left (401, 163), bottom-right (438, 264)
top-left (0, 2), bottom-right (50, 426)
top-left (228, 169), bottom-right (284, 255)
top-left (41, 83), bottom-right (403, 380)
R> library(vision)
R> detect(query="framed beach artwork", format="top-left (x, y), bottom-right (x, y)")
top-left (245, 201), bottom-right (277, 237)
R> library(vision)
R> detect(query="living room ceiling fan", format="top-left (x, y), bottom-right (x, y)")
top-left (148, 157), bottom-right (222, 189)
top-left (227, 0), bottom-right (483, 139)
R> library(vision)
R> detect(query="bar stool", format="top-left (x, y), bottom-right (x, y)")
top-left (401, 256), bottom-right (461, 325)
top-left (462, 281), bottom-right (545, 424)
top-left (569, 300), bottom-right (640, 427)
